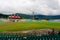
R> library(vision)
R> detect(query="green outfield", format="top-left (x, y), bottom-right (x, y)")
top-left (0, 21), bottom-right (60, 32)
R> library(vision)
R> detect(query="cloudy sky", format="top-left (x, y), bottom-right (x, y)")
top-left (0, 0), bottom-right (60, 15)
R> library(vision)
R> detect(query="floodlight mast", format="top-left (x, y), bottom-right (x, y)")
top-left (32, 11), bottom-right (34, 20)
top-left (26, 9), bottom-right (35, 20)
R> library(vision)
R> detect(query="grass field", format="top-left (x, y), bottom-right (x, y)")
top-left (0, 21), bottom-right (60, 32)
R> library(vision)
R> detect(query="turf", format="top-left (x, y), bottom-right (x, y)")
top-left (0, 21), bottom-right (60, 32)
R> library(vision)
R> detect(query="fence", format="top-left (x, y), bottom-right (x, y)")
top-left (0, 34), bottom-right (60, 40)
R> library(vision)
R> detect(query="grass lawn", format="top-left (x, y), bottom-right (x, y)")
top-left (0, 21), bottom-right (60, 32)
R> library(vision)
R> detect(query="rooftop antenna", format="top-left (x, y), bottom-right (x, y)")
top-left (14, 13), bottom-right (16, 16)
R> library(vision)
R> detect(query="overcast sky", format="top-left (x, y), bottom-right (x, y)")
top-left (0, 0), bottom-right (60, 15)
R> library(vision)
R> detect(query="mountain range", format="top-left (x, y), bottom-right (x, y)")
top-left (0, 13), bottom-right (60, 20)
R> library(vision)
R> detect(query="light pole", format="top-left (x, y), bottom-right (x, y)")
top-left (26, 9), bottom-right (35, 20)
top-left (32, 11), bottom-right (34, 20)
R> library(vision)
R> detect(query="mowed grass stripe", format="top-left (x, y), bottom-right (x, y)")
top-left (0, 21), bottom-right (60, 32)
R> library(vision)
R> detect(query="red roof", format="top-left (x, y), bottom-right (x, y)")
top-left (9, 14), bottom-right (20, 19)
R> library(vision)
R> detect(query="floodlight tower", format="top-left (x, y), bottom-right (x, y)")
top-left (26, 9), bottom-right (35, 20)
top-left (32, 11), bottom-right (35, 20)
top-left (48, 12), bottom-right (53, 20)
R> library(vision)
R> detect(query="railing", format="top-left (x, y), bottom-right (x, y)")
top-left (0, 34), bottom-right (60, 40)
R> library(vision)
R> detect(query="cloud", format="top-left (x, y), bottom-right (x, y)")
top-left (0, 0), bottom-right (60, 15)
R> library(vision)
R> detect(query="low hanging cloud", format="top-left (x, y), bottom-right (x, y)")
top-left (0, 0), bottom-right (60, 15)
